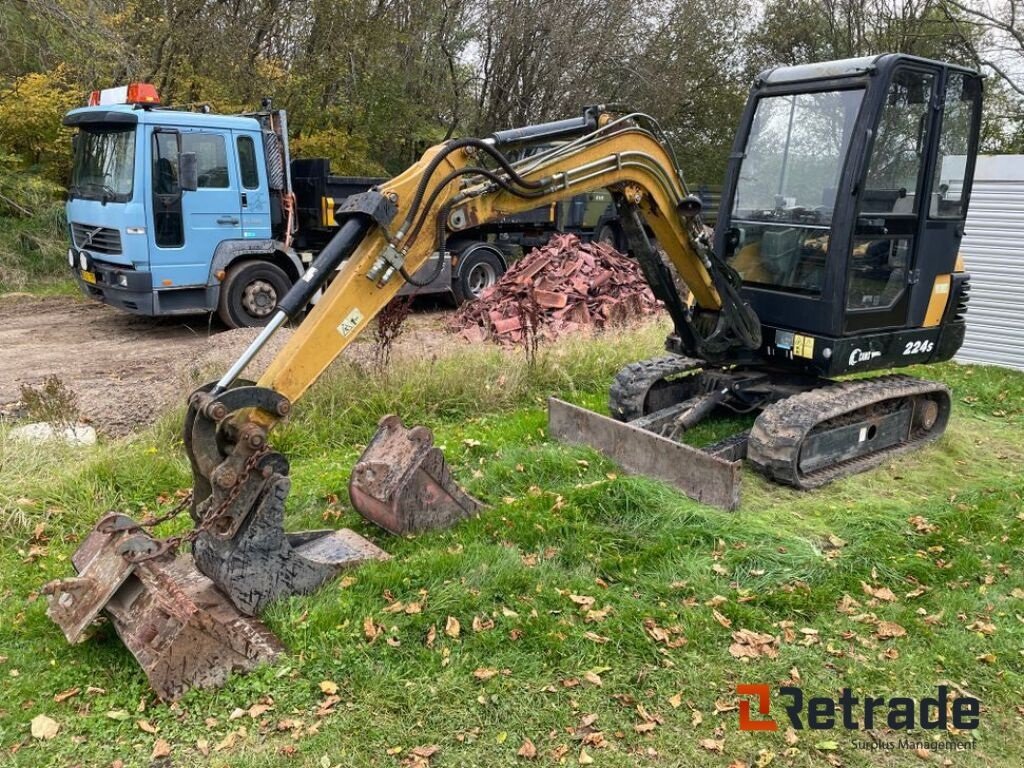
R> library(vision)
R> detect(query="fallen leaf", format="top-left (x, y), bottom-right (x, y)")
top-left (668, 693), bottom-right (683, 709)
top-left (106, 709), bottom-right (130, 721)
top-left (691, 710), bottom-right (703, 727)
top-left (729, 628), bottom-right (779, 659)
top-left (411, 744), bottom-right (439, 758)
top-left (861, 581), bottom-right (897, 602)
top-left (700, 738), bottom-right (724, 753)
top-left (248, 702), bottom-right (273, 718)
top-left (30, 714), bottom-right (59, 740)
top-left (364, 616), bottom-right (383, 642)
top-left (583, 631), bottom-right (609, 644)
top-left (425, 625), bottom-right (437, 648)
top-left (196, 738), bottom-right (210, 756)
top-left (579, 748), bottom-right (594, 764)
top-left (53, 687), bottom-right (80, 703)
top-left (517, 738), bottom-right (537, 759)
top-left (634, 721), bottom-right (656, 733)
top-left (319, 680), bottom-right (339, 695)
top-left (474, 668), bottom-right (499, 681)
top-left (151, 738), bottom-right (171, 759)
top-left (712, 609), bottom-right (732, 628)
top-left (583, 671), bottom-right (602, 687)
top-left (875, 621), bottom-right (907, 640)
top-left (445, 616), bottom-right (461, 638)
top-left (473, 615), bottom-right (495, 632)
top-left (570, 594), bottom-right (595, 608)
top-left (137, 719), bottom-right (158, 734)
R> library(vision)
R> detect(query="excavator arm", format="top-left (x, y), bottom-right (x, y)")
top-left (174, 109), bottom-right (763, 614)
top-left (251, 112), bottom-right (760, 406)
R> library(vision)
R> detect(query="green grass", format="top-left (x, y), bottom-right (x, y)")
top-left (1, 322), bottom-right (1023, 767)
top-left (0, 206), bottom-right (78, 296)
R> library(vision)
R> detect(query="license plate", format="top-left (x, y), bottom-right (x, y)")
top-left (81, 270), bottom-right (97, 284)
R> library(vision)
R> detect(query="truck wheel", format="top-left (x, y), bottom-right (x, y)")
top-left (453, 246), bottom-right (505, 304)
top-left (596, 223), bottom-right (621, 251)
top-left (218, 260), bottom-right (292, 329)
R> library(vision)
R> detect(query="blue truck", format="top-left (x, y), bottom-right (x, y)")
top-left (63, 85), bottom-right (624, 327)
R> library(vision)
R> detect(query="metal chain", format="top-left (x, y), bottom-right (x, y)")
top-left (121, 443), bottom-right (271, 563)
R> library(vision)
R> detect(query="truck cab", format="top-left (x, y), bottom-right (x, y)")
top-left (65, 87), bottom-right (305, 327)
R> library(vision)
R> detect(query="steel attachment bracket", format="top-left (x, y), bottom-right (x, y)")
top-left (185, 382), bottom-right (389, 616)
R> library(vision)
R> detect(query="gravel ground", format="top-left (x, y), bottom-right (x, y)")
top-left (0, 294), bottom-right (453, 436)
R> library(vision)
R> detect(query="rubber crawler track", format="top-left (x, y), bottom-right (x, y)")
top-left (608, 355), bottom-right (705, 422)
top-left (747, 375), bottom-right (951, 489)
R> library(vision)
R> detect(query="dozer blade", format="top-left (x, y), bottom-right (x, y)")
top-left (350, 415), bottom-right (482, 535)
top-left (547, 398), bottom-right (741, 510)
top-left (44, 513), bottom-right (283, 701)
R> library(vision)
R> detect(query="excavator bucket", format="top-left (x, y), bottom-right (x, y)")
top-left (44, 514), bottom-right (283, 701)
top-left (350, 415), bottom-right (482, 535)
top-left (547, 398), bottom-right (742, 510)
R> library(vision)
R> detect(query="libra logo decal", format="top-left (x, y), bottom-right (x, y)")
top-left (736, 684), bottom-right (981, 732)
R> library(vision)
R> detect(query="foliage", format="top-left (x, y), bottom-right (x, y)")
top-left (18, 375), bottom-right (80, 429)
top-left (0, 153), bottom-right (69, 293)
top-left (290, 129), bottom-right (386, 177)
top-left (1, 324), bottom-right (1023, 766)
top-left (0, 65), bottom-right (78, 180)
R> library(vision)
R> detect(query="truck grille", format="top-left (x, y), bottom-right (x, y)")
top-left (72, 223), bottom-right (122, 256)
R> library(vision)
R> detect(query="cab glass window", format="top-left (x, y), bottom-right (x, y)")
top-left (930, 73), bottom-right (981, 218)
top-left (728, 88), bottom-right (864, 295)
top-left (861, 69), bottom-right (935, 215)
top-left (847, 238), bottom-right (910, 309)
top-left (237, 136), bottom-right (260, 189)
top-left (182, 133), bottom-right (229, 188)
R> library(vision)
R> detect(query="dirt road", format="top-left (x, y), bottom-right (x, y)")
top-left (0, 294), bottom-right (451, 436)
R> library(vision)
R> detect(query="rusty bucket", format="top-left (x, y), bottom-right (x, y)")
top-left (349, 415), bottom-right (482, 535)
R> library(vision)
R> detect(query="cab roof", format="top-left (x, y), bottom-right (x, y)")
top-left (757, 53), bottom-right (981, 86)
top-left (63, 103), bottom-right (261, 131)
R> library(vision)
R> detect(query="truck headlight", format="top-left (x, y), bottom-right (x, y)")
top-left (68, 249), bottom-right (75, 267)
top-left (116, 273), bottom-right (128, 287)
top-left (79, 252), bottom-right (88, 270)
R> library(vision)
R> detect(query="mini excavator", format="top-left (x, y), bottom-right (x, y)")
top-left (46, 54), bottom-right (982, 698)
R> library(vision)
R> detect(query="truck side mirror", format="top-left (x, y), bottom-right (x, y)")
top-left (179, 152), bottom-right (199, 192)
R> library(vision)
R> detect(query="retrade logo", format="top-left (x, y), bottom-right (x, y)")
top-left (737, 684), bottom-right (777, 731)
top-left (736, 685), bottom-right (980, 732)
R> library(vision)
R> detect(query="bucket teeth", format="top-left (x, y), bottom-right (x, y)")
top-left (191, 473), bottom-right (389, 616)
top-left (350, 415), bottom-right (482, 534)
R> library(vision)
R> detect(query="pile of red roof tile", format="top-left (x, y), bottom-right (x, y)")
top-left (449, 233), bottom-right (661, 345)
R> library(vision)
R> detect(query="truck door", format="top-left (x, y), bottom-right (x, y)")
top-left (147, 127), bottom-right (242, 288)
top-left (233, 130), bottom-right (272, 239)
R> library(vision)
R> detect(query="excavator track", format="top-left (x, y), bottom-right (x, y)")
top-left (609, 355), bottom-right (706, 422)
top-left (747, 375), bottom-right (951, 490)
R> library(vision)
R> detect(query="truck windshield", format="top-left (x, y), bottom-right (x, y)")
top-left (70, 127), bottom-right (136, 203)
top-left (727, 88), bottom-right (864, 296)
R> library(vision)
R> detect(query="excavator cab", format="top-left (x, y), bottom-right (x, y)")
top-left (716, 54), bottom-right (983, 376)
